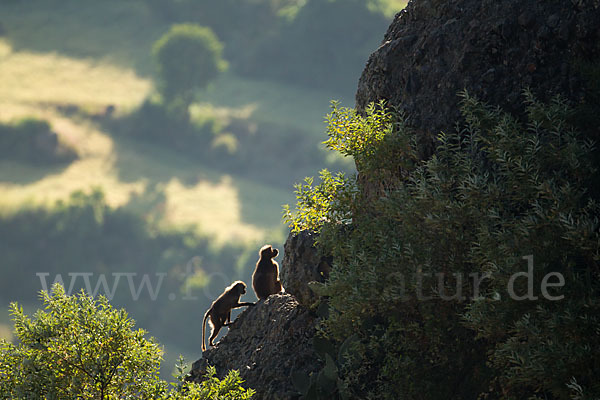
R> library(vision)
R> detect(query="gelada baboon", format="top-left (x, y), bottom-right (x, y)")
top-left (252, 244), bottom-right (283, 300)
top-left (202, 281), bottom-right (253, 351)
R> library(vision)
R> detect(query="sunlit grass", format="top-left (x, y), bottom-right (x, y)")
top-left (0, 35), bottom-right (292, 243)
top-left (0, 111), bottom-right (143, 209)
top-left (163, 177), bottom-right (264, 244)
top-left (198, 73), bottom-right (349, 139)
top-left (0, 159), bottom-right (144, 210)
top-left (0, 39), bottom-right (151, 114)
top-left (189, 102), bottom-right (258, 126)
top-left (0, 0), bottom-right (164, 74)
top-left (109, 135), bottom-right (293, 243)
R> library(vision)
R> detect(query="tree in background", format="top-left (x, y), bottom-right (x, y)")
top-left (144, 0), bottom-right (399, 95)
top-left (0, 284), bottom-right (254, 400)
top-left (152, 23), bottom-right (227, 119)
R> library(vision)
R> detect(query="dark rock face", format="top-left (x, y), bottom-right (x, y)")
top-left (188, 294), bottom-right (319, 400)
top-left (281, 231), bottom-right (331, 307)
top-left (356, 0), bottom-right (600, 157)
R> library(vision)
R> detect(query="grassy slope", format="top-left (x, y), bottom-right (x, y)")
top-left (198, 73), bottom-right (347, 139)
top-left (0, 0), bottom-right (343, 244)
top-left (0, 0), bottom-right (163, 75)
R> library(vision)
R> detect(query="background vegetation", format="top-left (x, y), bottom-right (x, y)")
top-left (0, 0), bottom-right (406, 381)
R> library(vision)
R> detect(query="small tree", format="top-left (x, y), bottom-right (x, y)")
top-left (0, 284), bottom-right (254, 400)
top-left (152, 23), bottom-right (227, 112)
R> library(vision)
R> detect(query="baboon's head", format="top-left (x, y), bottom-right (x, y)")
top-left (232, 281), bottom-right (246, 295)
top-left (260, 244), bottom-right (278, 260)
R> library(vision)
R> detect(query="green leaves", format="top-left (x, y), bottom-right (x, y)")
top-left (324, 100), bottom-right (416, 175)
top-left (0, 284), bottom-right (254, 399)
top-left (283, 169), bottom-right (354, 233)
top-left (287, 93), bottom-right (600, 399)
top-left (168, 366), bottom-right (254, 400)
top-left (2, 284), bottom-right (162, 399)
top-left (291, 337), bottom-right (345, 400)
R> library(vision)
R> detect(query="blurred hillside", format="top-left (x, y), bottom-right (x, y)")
top-left (0, 0), bottom-right (405, 378)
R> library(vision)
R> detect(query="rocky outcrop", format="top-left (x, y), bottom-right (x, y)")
top-left (188, 233), bottom-right (324, 399)
top-left (356, 0), bottom-right (600, 157)
top-left (280, 231), bottom-right (331, 307)
top-left (188, 294), bottom-right (320, 399)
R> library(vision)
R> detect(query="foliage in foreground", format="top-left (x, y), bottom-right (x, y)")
top-left (284, 94), bottom-right (600, 399)
top-left (0, 284), bottom-right (254, 400)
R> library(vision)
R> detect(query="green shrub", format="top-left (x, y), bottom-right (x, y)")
top-left (285, 93), bottom-right (600, 399)
top-left (0, 284), bottom-right (254, 399)
top-left (153, 23), bottom-right (227, 111)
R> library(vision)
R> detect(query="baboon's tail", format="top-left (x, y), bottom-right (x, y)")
top-left (202, 310), bottom-right (209, 352)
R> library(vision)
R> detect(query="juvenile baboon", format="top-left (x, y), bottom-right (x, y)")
top-left (252, 244), bottom-right (283, 300)
top-left (202, 281), bottom-right (253, 351)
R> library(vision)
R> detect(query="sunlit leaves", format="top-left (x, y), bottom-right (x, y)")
top-left (0, 284), bottom-right (254, 399)
top-left (283, 170), bottom-right (354, 233)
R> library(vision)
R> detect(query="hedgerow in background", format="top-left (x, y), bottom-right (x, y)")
top-left (285, 93), bottom-right (600, 399)
top-left (0, 284), bottom-right (254, 399)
